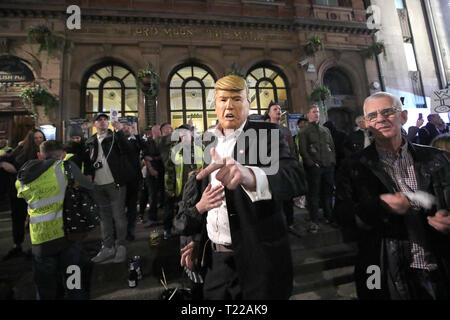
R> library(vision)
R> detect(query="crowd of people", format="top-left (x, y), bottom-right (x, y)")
top-left (0, 74), bottom-right (449, 300)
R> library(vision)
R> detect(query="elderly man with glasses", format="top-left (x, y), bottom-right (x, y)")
top-left (335, 91), bottom-right (450, 300)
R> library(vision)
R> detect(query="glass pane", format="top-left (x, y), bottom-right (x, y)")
top-left (193, 67), bottom-right (207, 79)
top-left (177, 67), bottom-right (192, 79)
top-left (250, 68), bottom-right (264, 80)
top-left (125, 89), bottom-right (137, 112)
top-left (185, 88), bottom-right (203, 110)
top-left (274, 75), bottom-right (286, 88)
top-left (185, 80), bottom-right (202, 88)
top-left (202, 74), bottom-right (215, 88)
top-left (246, 74), bottom-right (257, 88)
top-left (123, 73), bottom-right (137, 88)
top-left (85, 90), bottom-right (99, 113)
top-left (205, 88), bottom-right (215, 109)
top-left (260, 108), bottom-right (268, 115)
top-left (97, 66), bottom-right (112, 79)
top-left (249, 109), bottom-right (259, 115)
top-left (404, 43), bottom-right (418, 71)
top-left (265, 68), bottom-right (278, 80)
top-left (259, 80), bottom-right (273, 88)
top-left (206, 111), bottom-right (218, 129)
top-left (87, 73), bottom-right (102, 88)
top-left (258, 88), bottom-right (275, 109)
top-left (186, 111), bottom-right (204, 132)
top-left (114, 66), bottom-right (129, 79)
top-left (249, 88), bottom-right (258, 109)
top-left (277, 89), bottom-right (287, 101)
top-left (170, 112), bottom-right (184, 130)
top-left (170, 73), bottom-right (183, 87)
top-left (103, 80), bottom-right (122, 88)
top-left (170, 89), bottom-right (183, 111)
top-left (103, 89), bottom-right (122, 112)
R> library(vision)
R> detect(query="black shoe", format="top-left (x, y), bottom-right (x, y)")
top-left (2, 247), bottom-right (23, 261)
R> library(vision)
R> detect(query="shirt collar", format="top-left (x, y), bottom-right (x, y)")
top-left (211, 120), bottom-right (247, 140)
top-left (376, 137), bottom-right (409, 160)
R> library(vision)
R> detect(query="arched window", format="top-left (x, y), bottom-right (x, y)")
top-left (245, 65), bottom-right (289, 115)
top-left (82, 63), bottom-right (138, 119)
top-left (323, 67), bottom-right (354, 95)
top-left (168, 64), bottom-right (216, 132)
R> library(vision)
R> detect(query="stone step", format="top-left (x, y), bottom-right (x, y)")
top-left (290, 282), bottom-right (357, 300)
top-left (292, 242), bottom-right (357, 274)
top-left (292, 265), bottom-right (355, 296)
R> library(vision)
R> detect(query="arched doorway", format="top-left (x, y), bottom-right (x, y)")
top-left (0, 55), bottom-right (36, 146)
top-left (323, 67), bottom-right (357, 132)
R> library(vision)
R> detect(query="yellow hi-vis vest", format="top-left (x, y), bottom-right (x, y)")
top-left (16, 160), bottom-right (67, 245)
top-left (0, 146), bottom-right (12, 155)
top-left (174, 145), bottom-right (203, 197)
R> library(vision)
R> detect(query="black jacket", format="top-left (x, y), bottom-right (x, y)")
top-left (418, 123), bottom-right (440, 146)
top-left (84, 129), bottom-right (132, 186)
top-left (335, 142), bottom-right (450, 299)
top-left (173, 120), bottom-right (307, 299)
top-left (64, 140), bottom-right (92, 176)
top-left (124, 134), bottom-right (144, 182)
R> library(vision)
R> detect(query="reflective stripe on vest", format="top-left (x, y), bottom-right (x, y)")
top-left (0, 146), bottom-right (12, 155)
top-left (174, 146), bottom-right (203, 197)
top-left (16, 160), bottom-right (67, 245)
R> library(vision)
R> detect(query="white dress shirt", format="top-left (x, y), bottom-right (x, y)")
top-left (206, 120), bottom-right (272, 245)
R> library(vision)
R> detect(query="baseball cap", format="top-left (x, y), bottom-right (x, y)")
top-left (93, 113), bottom-right (109, 121)
top-left (177, 124), bottom-right (194, 131)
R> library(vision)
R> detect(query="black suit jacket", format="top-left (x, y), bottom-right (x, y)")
top-left (176, 120), bottom-right (307, 299)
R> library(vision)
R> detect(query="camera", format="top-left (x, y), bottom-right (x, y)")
top-left (93, 161), bottom-right (103, 169)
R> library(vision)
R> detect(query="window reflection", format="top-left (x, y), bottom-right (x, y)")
top-left (168, 65), bottom-right (216, 132)
top-left (245, 66), bottom-right (289, 114)
top-left (83, 63), bottom-right (138, 120)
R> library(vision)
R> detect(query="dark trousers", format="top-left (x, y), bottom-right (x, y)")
top-left (32, 241), bottom-right (87, 300)
top-left (203, 250), bottom-right (242, 300)
top-left (407, 268), bottom-right (449, 300)
top-left (125, 181), bottom-right (139, 236)
top-left (163, 194), bottom-right (177, 232)
top-left (305, 165), bottom-right (335, 223)
top-left (283, 199), bottom-right (294, 227)
top-left (146, 175), bottom-right (160, 222)
top-left (9, 193), bottom-right (28, 246)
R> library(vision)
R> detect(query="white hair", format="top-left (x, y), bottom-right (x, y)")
top-left (363, 92), bottom-right (403, 115)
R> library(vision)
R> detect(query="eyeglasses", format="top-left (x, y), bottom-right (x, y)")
top-left (364, 107), bottom-right (401, 122)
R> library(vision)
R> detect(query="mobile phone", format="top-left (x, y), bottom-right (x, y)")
top-left (418, 113), bottom-right (423, 120)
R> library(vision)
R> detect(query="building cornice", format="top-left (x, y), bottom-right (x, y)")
top-left (0, 5), bottom-right (376, 35)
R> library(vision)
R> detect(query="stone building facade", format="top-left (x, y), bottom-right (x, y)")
top-left (1, 0), bottom-right (384, 144)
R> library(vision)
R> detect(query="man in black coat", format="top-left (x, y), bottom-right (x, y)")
top-left (84, 113), bottom-right (132, 263)
top-left (418, 114), bottom-right (443, 145)
top-left (335, 92), bottom-right (450, 300)
top-left (344, 115), bottom-right (372, 156)
top-left (180, 75), bottom-right (306, 299)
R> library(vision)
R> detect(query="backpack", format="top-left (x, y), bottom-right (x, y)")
top-left (62, 161), bottom-right (100, 235)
